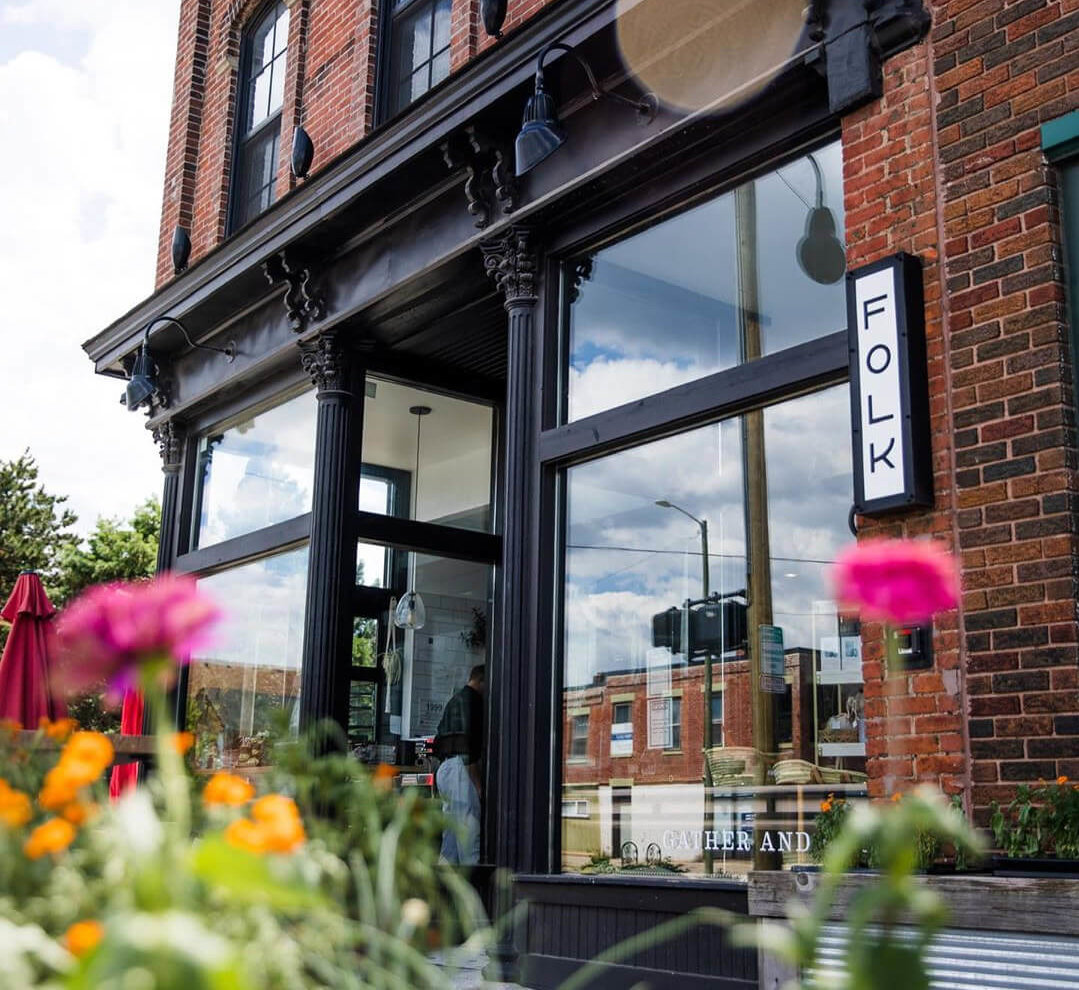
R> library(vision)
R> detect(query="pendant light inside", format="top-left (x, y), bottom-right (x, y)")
top-left (394, 404), bottom-right (431, 631)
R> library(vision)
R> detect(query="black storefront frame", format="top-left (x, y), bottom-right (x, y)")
top-left (513, 133), bottom-right (853, 988)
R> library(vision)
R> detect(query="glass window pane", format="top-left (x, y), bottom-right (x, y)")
top-left (409, 6), bottom-right (432, 67)
top-left (560, 384), bottom-right (857, 879)
top-left (272, 5), bottom-right (290, 57)
top-left (252, 10), bottom-right (276, 69)
top-left (186, 546), bottom-right (308, 772)
top-left (410, 66), bottom-right (428, 102)
top-left (433, 0), bottom-right (451, 51)
top-left (360, 377), bottom-right (494, 532)
top-left (268, 57), bottom-right (286, 116)
top-left (194, 390), bottom-right (314, 549)
top-left (250, 67), bottom-right (272, 130)
top-left (430, 48), bottom-right (450, 87)
top-left (564, 141), bottom-right (846, 422)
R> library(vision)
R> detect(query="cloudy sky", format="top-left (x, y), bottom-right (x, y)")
top-left (0, 0), bottom-right (181, 535)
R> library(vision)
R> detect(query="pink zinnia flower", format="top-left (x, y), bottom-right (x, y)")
top-left (57, 575), bottom-right (220, 702)
top-left (832, 538), bottom-right (959, 625)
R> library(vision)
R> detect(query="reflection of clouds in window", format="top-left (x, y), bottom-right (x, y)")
top-left (764, 385), bottom-right (853, 652)
top-left (565, 140), bottom-right (846, 423)
top-left (197, 392), bottom-right (315, 547)
top-left (563, 386), bottom-right (855, 683)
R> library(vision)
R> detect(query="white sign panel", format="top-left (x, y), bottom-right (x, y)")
top-left (848, 254), bottom-right (933, 514)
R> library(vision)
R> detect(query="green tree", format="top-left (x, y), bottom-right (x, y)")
top-left (54, 497), bottom-right (160, 604)
top-left (0, 450), bottom-right (79, 601)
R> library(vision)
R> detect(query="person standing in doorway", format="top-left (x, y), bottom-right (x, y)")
top-left (434, 664), bottom-right (485, 865)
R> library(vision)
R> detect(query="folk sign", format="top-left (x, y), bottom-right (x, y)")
top-left (847, 253), bottom-right (933, 514)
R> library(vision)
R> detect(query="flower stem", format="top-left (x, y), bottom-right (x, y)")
top-left (149, 686), bottom-right (190, 855)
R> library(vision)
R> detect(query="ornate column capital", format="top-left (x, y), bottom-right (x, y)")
top-left (481, 226), bottom-right (538, 308)
top-left (299, 330), bottom-right (350, 394)
top-left (151, 419), bottom-right (184, 471)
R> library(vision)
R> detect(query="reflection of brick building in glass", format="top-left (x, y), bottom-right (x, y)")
top-left (561, 648), bottom-right (864, 871)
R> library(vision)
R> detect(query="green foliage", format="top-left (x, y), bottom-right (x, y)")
top-left (991, 777), bottom-right (1079, 859)
top-left (809, 794), bottom-right (855, 864)
top-left (731, 787), bottom-right (985, 990)
top-left (54, 498), bottom-right (160, 605)
top-left (812, 794), bottom-right (945, 871)
top-left (0, 450), bottom-right (79, 601)
top-left (64, 690), bottom-right (121, 734)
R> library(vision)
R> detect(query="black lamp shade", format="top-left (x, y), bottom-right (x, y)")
top-left (796, 206), bottom-right (846, 285)
top-left (171, 226), bottom-right (191, 274)
top-left (291, 126), bottom-right (314, 179)
top-left (481, 0), bottom-right (507, 38)
top-left (515, 79), bottom-right (566, 176)
top-left (124, 345), bottom-right (157, 411)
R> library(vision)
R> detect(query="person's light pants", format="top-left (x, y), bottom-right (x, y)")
top-left (436, 756), bottom-right (480, 865)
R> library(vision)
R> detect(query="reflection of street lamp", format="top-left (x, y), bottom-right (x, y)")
top-left (656, 499), bottom-right (715, 874)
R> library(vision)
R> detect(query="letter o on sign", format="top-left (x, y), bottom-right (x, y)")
top-left (866, 343), bottom-right (892, 374)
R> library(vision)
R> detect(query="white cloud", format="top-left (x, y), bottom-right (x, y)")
top-left (0, 0), bottom-right (181, 535)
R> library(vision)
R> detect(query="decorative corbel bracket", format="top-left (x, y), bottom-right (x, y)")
top-left (481, 226), bottom-right (537, 306)
top-left (151, 420), bottom-right (184, 470)
top-left (806, 0), bottom-right (929, 115)
top-left (569, 257), bottom-right (594, 304)
top-left (263, 249), bottom-right (327, 332)
top-left (441, 125), bottom-right (518, 230)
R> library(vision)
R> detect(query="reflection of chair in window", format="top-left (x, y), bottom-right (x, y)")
top-left (705, 746), bottom-right (760, 787)
top-left (620, 841), bottom-right (638, 866)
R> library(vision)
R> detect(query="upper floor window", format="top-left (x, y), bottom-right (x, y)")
top-left (231, 2), bottom-right (290, 230)
top-left (382, 0), bottom-right (451, 120)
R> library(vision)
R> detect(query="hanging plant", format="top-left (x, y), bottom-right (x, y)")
top-left (460, 608), bottom-right (486, 650)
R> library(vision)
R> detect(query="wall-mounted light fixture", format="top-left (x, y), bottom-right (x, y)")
top-left (515, 41), bottom-right (658, 177)
top-left (291, 126), bottom-right (314, 179)
top-left (481, 0), bottom-right (507, 39)
top-left (795, 152), bottom-right (846, 285)
top-left (121, 316), bottom-right (235, 413)
top-left (171, 226), bottom-right (191, 274)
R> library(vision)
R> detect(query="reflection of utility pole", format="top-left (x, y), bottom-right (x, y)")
top-left (737, 180), bottom-right (778, 871)
top-left (656, 499), bottom-right (714, 874)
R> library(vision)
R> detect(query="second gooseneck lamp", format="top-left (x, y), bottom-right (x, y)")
top-left (515, 41), bottom-right (658, 177)
top-left (122, 316), bottom-right (235, 413)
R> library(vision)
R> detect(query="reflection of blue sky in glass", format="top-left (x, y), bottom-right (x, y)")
top-left (566, 140), bottom-right (846, 422)
top-left (196, 390), bottom-right (315, 547)
top-left (563, 386), bottom-right (853, 688)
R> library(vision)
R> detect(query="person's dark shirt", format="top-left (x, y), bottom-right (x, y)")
top-left (435, 684), bottom-right (483, 763)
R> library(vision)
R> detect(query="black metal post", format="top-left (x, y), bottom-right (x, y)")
top-left (298, 330), bottom-right (363, 736)
top-left (153, 420), bottom-right (184, 734)
top-left (481, 226), bottom-right (539, 981)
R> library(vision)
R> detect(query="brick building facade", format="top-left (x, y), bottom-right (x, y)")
top-left (89, 0), bottom-right (1079, 985)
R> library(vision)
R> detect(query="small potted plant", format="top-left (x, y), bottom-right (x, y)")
top-left (990, 776), bottom-right (1079, 877)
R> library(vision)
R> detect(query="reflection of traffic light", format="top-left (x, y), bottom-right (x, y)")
top-left (651, 601), bottom-right (747, 655)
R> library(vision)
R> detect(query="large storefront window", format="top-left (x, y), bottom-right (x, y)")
top-left (559, 385), bottom-right (857, 879)
top-left (192, 389), bottom-right (315, 549)
top-left (186, 545), bottom-right (309, 772)
top-left (563, 140), bottom-right (845, 422)
top-left (361, 377), bottom-right (494, 532)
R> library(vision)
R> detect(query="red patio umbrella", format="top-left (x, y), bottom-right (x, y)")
top-left (109, 690), bottom-right (144, 799)
top-left (0, 571), bottom-right (67, 725)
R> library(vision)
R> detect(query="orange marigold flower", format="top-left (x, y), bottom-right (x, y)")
top-left (1057, 775), bottom-right (1068, 786)
top-left (202, 772), bottom-right (255, 807)
top-left (251, 794), bottom-right (306, 853)
top-left (170, 732), bottom-right (195, 756)
top-left (61, 801), bottom-right (98, 827)
top-left (39, 717), bottom-right (78, 742)
top-left (891, 792), bottom-right (903, 803)
top-left (820, 800), bottom-right (833, 813)
top-left (62, 732), bottom-right (114, 771)
top-left (224, 817), bottom-right (268, 855)
top-left (38, 776), bottom-right (80, 812)
top-left (23, 817), bottom-right (77, 859)
top-left (0, 781), bottom-right (32, 828)
top-left (373, 763), bottom-right (397, 792)
top-left (0, 719), bottom-right (23, 734)
top-left (64, 920), bottom-right (104, 957)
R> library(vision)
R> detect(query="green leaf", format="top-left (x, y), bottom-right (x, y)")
top-left (190, 835), bottom-right (326, 910)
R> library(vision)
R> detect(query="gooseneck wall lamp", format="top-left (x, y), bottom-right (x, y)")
top-left (122, 316), bottom-right (235, 413)
top-left (515, 41), bottom-right (658, 177)
top-left (795, 152), bottom-right (846, 285)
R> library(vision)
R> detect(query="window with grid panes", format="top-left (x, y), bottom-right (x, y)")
top-left (383, 0), bottom-right (451, 119)
top-left (231, 2), bottom-right (289, 231)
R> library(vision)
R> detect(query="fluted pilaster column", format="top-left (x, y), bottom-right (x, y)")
top-left (151, 420), bottom-right (185, 573)
top-left (298, 330), bottom-right (363, 733)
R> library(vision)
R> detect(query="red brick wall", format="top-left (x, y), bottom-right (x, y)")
top-left (154, 0), bottom-right (558, 287)
top-left (928, 0), bottom-right (1079, 825)
top-left (845, 0), bottom-right (1079, 824)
